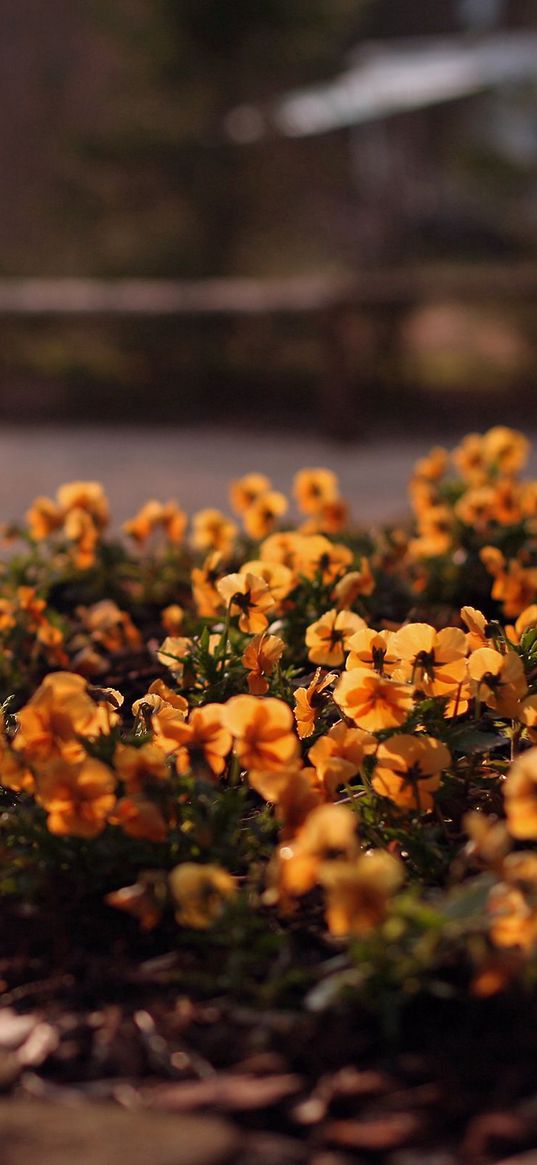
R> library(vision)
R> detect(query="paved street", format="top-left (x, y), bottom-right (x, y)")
top-left (2, 423), bottom-right (536, 529)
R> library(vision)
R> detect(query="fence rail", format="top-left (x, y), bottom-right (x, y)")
top-left (0, 264), bottom-right (537, 316)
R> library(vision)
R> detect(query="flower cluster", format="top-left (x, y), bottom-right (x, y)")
top-left (2, 434), bottom-right (537, 1002)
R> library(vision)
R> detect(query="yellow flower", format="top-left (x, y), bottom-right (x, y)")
top-left (217, 572), bottom-right (275, 634)
top-left (293, 468), bottom-right (339, 514)
top-left (293, 668), bottom-right (337, 739)
top-left (169, 863), bottom-right (236, 929)
top-left (191, 509), bottom-right (237, 556)
top-left (224, 694), bottom-right (299, 771)
top-left (36, 756), bottom-right (116, 838)
top-left (241, 632), bottom-right (284, 695)
top-left (309, 720), bottom-right (372, 797)
top-left (372, 734), bottom-right (451, 811)
top-left (334, 669), bottom-right (413, 732)
top-left (319, 851), bottom-right (403, 937)
top-left (305, 609), bottom-right (366, 667)
top-left (229, 473), bottom-right (271, 515)
top-left (242, 491), bottom-right (288, 540)
top-left (504, 748), bottom-right (537, 839)
top-left (467, 647), bottom-right (527, 718)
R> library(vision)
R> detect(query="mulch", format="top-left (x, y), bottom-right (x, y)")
top-left (2, 925), bottom-right (537, 1165)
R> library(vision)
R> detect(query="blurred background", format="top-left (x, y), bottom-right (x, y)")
top-left (1, 0), bottom-right (537, 517)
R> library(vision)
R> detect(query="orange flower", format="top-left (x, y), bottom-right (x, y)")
top-left (36, 756), bottom-right (116, 838)
top-left (293, 668), bottom-right (337, 739)
top-left (112, 796), bottom-right (168, 843)
top-left (455, 487), bottom-right (497, 530)
top-left (305, 609), bottom-right (366, 667)
top-left (165, 704), bottom-right (232, 778)
top-left (77, 599), bottom-right (141, 652)
top-left (332, 558), bottom-right (375, 606)
top-left (0, 733), bottom-right (35, 794)
top-left (132, 678), bottom-right (188, 721)
top-left (480, 549), bottom-right (537, 619)
top-left (217, 572), bottom-right (275, 634)
top-left (169, 863), bottom-right (236, 929)
top-left (191, 509), bottom-right (237, 556)
top-left (482, 425), bottom-right (529, 476)
top-left (241, 560), bottom-right (294, 604)
top-left (56, 481), bottom-right (110, 529)
top-left (309, 720), bottom-right (372, 797)
top-left (295, 535), bottom-right (352, 584)
top-left (191, 552), bottom-right (225, 618)
top-left (412, 446), bottom-right (448, 482)
top-left (319, 851), bottom-right (403, 937)
top-left (504, 748), bottom-right (537, 839)
top-left (488, 883), bottom-right (537, 950)
top-left (241, 632), bottom-right (284, 695)
top-left (275, 803), bottom-right (360, 898)
top-left (224, 695), bottom-right (299, 771)
top-left (345, 627), bottom-right (398, 676)
top-left (506, 604), bottom-right (537, 645)
top-left (409, 504), bottom-right (454, 557)
top-left (334, 669), bottom-right (413, 732)
top-left (293, 468), bottom-right (339, 514)
top-left (391, 623), bottom-right (469, 714)
top-left (114, 742), bottom-right (170, 793)
top-left (259, 531), bottom-right (303, 569)
top-left (467, 647), bottom-right (527, 718)
top-left (248, 765), bottom-right (323, 838)
top-left (161, 604), bottom-right (184, 635)
top-left (300, 498), bottom-right (349, 536)
top-left (460, 606), bottom-right (490, 652)
top-left (26, 495), bottom-right (64, 540)
top-left (13, 672), bottom-right (118, 765)
top-left (229, 473), bottom-right (271, 515)
top-left (242, 491), bottom-right (288, 540)
top-left (156, 636), bottom-right (192, 681)
top-left (452, 433), bottom-right (488, 484)
top-left (106, 873), bottom-right (166, 932)
top-left (372, 734), bottom-right (451, 811)
top-left (123, 499), bottom-right (187, 545)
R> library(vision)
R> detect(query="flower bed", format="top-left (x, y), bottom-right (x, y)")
top-left (2, 428), bottom-right (537, 1158)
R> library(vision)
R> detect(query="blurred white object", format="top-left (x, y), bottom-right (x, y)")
top-left (228, 32), bottom-right (537, 140)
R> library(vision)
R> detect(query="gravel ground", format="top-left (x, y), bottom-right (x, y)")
top-left (4, 422), bottom-right (535, 529)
